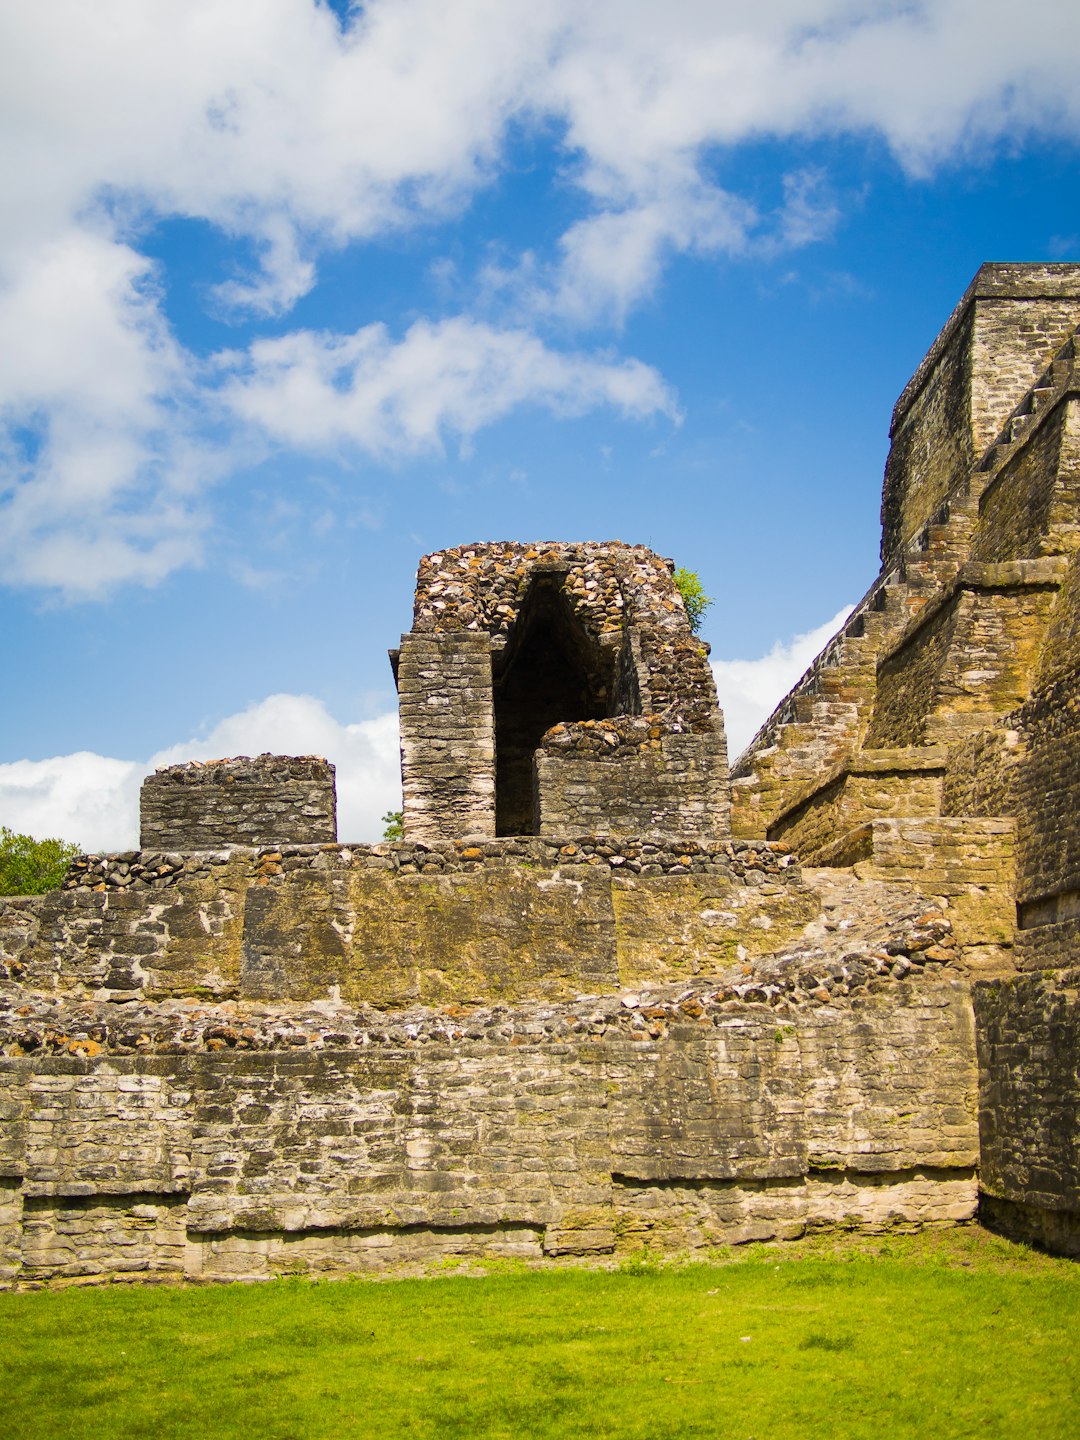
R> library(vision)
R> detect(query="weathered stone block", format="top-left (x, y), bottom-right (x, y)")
top-left (141, 755), bottom-right (337, 849)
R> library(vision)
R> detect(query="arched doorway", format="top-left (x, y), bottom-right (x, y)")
top-left (493, 572), bottom-right (614, 835)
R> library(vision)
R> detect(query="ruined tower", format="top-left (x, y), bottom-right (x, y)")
top-left (390, 541), bottom-right (729, 841)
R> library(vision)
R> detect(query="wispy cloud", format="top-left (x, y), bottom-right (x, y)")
top-left (220, 316), bottom-right (679, 455)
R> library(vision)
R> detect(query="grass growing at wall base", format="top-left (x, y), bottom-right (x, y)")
top-left (0, 1230), bottom-right (1076, 1440)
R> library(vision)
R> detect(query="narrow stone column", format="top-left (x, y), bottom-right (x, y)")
top-left (397, 631), bottom-right (495, 840)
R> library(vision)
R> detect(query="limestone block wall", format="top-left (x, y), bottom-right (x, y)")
top-left (974, 971), bottom-right (1080, 1257)
top-left (882, 296), bottom-right (974, 566)
top-left (882, 263), bottom-right (1080, 564)
top-left (0, 838), bottom-right (809, 1007)
top-left (768, 748), bottom-right (947, 862)
top-left (536, 731), bottom-right (729, 840)
top-left (867, 562), bottom-right (1064, 748)
top-left (0, 981), bottom-right (979, 1287)
top-left (941, 662), bottom-right (1080, 969)
top-left (396, 631), bottom-right (495, 841)
top-left (971, 399), bottom-right (1080, 563)
top-left (140, 755), bottom-right (336, 850)
top-left (1036, 546), bottom-right (1080, 685)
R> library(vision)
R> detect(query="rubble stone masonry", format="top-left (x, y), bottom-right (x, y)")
top-left (141, 756), bottom-right (337, 850)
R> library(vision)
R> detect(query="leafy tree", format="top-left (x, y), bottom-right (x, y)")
top-left (381, 809), bottom-right (404, 842)
top-left (673, 567), bottom-right (713, 634)
top-left (0, 826), bottom-right (80, 896)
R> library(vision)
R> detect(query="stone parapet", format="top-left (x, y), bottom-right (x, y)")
top-left (140, 754), bottom-right (336, 850)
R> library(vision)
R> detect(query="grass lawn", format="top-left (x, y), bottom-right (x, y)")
top-left (0, 1228), bottom-right (1076, 1439)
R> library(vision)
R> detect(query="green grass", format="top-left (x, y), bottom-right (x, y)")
top-left (0, 1230), bottom-right (1076, 1439)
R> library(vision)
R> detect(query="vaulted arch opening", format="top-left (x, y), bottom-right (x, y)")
top-left (492, 572), bottom-right (614, 835)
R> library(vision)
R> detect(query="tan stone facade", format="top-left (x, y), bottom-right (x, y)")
top-left (734, 261), bottom-right (1080, 1254)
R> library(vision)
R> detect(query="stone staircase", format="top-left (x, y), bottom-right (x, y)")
top-left (977, 329), bottom-right (1080, 477)
top-left (730, 322), bottom-right (1080, 840)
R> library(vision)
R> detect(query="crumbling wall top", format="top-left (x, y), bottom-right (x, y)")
top-left (141, 753), bottom-right (338, 850)
top-left (149, 754), bottom-right (332, 784)
top-left (408, 540), bottom-right (718, 731)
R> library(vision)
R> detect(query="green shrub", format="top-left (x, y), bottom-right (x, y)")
top-left (381, 810), bottom-right (404, 842)
top-left (0, 827), bottom-right (80, 896)
top-left (673, 567), bottom-right (713, 634)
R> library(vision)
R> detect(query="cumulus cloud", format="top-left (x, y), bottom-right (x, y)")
top-left (712, 605), bottom-right (854, 760)
top-left (0, 695), bottom-right (402, 853)
top-left (2, 0), bottom-right (1080, 592)
top-left (221, 316), bottom-right (678, 454)
top-left (0, 229), bottom-right (213, 595)
top-left (0, 754), bottom-right (143, 854)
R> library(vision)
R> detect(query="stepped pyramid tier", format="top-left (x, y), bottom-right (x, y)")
top-left (2, 264), bottom-right (1080, 1286)
top-left (390, 541), bottom-right (729, 842)
top-left (731, 261), bottom-right (1080, 1258)
top-left (733, 262), bottom-right (1080, 850)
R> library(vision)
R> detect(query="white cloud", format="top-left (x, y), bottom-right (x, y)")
top-left (0, 229), bottom-right (212, 596)
top-left (0, 755), bottom-right (142, 854)
top-left (2, 1), bottom-right (1080, 592)
top-left (221, 316), bottom-right (678, 454)
top-left (0, 695), bottom-right (401, 853)
top-left (712, 605), bottom-right (854, 759)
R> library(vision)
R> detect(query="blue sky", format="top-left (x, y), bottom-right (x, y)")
top-left (2, 0), bottom-right (1080, 847)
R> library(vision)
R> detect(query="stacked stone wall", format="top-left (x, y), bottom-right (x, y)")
top-left (1035, 548), bottom-right (1080, 685)
top-left (941, 662), bottom-right (1080, 963)
top-left (396, 631), bottom-right (495, 841)
top-left (1, 839), bottom-right (809, 1007)
top-left (882, 304), bottom-right (973, 566)
top-left (868, 567), bottom-right (1062, 749)
top-left (0, 980), bottom-right (978, 1286)
top-left (845, 817), bottom-right (1016, 974)
top-left (408, 541), bottom-right (719, 728)
top-left (396, 541), bottom-right (727, 841)
top-left (536, 731), bottom-right (729, 840)
top-left (140, 755), bottom-right (336, 850)
top-left (975, 971), bottom-right (1080, 1256)
top-left (972, 400), bottom-right (1080, 563)
top-left (769, 750), bottom-right (946, 860)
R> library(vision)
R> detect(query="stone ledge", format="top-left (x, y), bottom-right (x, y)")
top-left (769, 746), bottom-right (951, 835)
top-left (875, 556), bottom-right (1070, 675)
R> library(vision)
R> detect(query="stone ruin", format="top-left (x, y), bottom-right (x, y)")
top-left (0, 261), bottom-right (1079, 1287)
top-left (391, 541), bottom-right (728, 841)
top-left (141, 755), bottom-right (337, 850)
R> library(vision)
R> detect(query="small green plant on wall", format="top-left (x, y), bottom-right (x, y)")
top-left (674, 567), bottom-right (713, 634)
top-left (381, 810), bottom-right (404, 842)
